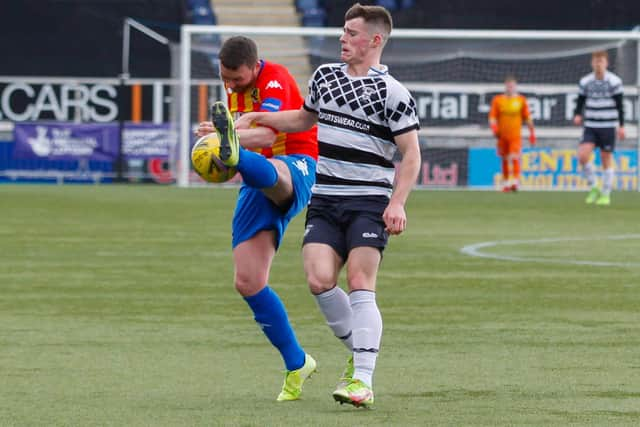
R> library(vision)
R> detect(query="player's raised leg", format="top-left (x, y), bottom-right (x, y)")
top-left (211, 101), bottom-right (297, 207)
top-left (212, 101), bottom-right (240, 167)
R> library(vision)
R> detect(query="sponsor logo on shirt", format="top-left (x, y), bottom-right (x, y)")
top-left (251, 88), bottom-right (260, 104)
top-left (261, 97), bottom-right (282, 112)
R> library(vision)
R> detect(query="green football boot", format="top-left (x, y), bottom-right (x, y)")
top-left (595, 193), bottom-right (611, 206)
top-left (211, 101), bottom-right (240, 167)
top-left (332, 378), bottom-right (374, 408)
top-left (276, 354), bottom-right (317, 402)
top-left (585, 187), bottom-right (600, 204)
top-left (336, 355), bottom-right (354, 389)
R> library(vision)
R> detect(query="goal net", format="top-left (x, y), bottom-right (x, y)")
top-left (174, 26), bottom-right (640, 190)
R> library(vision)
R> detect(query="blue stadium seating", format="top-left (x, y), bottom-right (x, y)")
top-left (187, 0), bottom-right (216, 25)
top-left (296, 0), bottom-right (321, 12)
top-left (375, 0), bottom-right (398, 11)
top-left (302, 8), bottom-right (327, 27)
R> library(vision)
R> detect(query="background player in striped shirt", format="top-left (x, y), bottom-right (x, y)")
top-left (195, 36), bottom-right (318, 402)
top-left (236, 3), bottom-right (421, 408)
top-left (488, 75), bottom-right (536, 192)
top-left (573, 50), bottom-right (625, 205)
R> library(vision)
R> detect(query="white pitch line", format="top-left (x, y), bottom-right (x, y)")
top-left (460, 234), bottom-right (640, 267)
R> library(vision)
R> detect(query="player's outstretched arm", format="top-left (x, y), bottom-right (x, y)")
top-left (236, 109), bottom-right (317, 134)
top-left (383, 130), bottom-right (421, 235)
top-left (195, 120), bottom-right (276, 149)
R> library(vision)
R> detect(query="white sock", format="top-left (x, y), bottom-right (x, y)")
top-left (602, 168), bottom-right (615, 195)
top-left (350, 290), bottom-right (382, 388)
top-left (314, 286), bottom-right (353, 350)
top-left (582, 162), bottom-right (596, 188)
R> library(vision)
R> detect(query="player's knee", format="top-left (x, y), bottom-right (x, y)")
top-left (234, 271), bottom-right (266, 297)
top-left (346, 270), bottom-right (375, 291)
top-left (306, 269), bottom-right (336, 295)
top-left (578, 151), bottom-right (590, 164)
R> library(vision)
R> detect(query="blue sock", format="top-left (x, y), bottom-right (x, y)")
top-left (244, 286), bottom-right (306, 371)
top-left (237, 148), bottom-right (278, 189)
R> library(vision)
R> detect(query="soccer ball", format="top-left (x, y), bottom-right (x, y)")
top-left (190, 133), bottom-right (237, 183)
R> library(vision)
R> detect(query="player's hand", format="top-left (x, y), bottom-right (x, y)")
top-left (195, 121), bottom-right (215, 138)
top-left (573, 115), bottom-right (582, 126)
top-left (382, 202), bottom-right (407, 236)
top-left (235, 112), bottom-right (258, 130)
top-left (490, 122), bottom-right (499, 137)
top-left (618, 126), bottom-right (626, 140)
top-left (529, 131), bottom-right (536, 145)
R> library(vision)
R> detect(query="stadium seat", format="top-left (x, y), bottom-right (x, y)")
top-left (296, 0), bottom-right (321, 12)
top-left (187, 0), bottom-right (216, 25)
top-left (302, 8), bottom-right (327, 27)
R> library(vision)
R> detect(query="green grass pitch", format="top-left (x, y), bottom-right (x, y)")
top-left (1, 185), bottom-right (639, 426)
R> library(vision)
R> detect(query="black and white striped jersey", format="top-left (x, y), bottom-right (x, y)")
top-left (304, 63), bottom-right (419, 198)
top-left (577, 71), bottom-right (623, 128)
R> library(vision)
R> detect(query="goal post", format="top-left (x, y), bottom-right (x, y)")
top-left (176, 25), bottom-right (640, 190)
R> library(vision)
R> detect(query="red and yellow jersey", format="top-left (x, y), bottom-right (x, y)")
top-left (489, 94), bottom-right (531, 141)
top-left (226, 60), bottom-right (318, 159)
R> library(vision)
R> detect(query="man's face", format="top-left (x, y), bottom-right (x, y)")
top-left (591, 55), bottom-right (608, 75)
top-left (339, 18), bottom-right (375, 64)
top-left (220, 62), bottom-right (259, 93)
top-left (505, 79), bottom-right (517, 95)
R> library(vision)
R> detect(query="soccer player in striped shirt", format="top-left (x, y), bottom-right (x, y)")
top-left (573, 50), bottom-right (625, 205)
top-left (196, 36), bottom-right (318, 402)
top-left (488, 75), bottom-right (536, 192)
top-left (236, 3), bottom-right (421, 408)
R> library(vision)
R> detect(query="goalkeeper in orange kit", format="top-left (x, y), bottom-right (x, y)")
top-left (488, 75), bottom-right (536, 192)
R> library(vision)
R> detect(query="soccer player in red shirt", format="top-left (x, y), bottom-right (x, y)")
top-left (196, 36), bottom-right (318, 402)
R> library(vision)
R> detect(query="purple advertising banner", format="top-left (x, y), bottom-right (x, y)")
top-left (122, 123), bottom-right (176, 159)
top-left (14, 122), bottom-right (120, 161)
top-left (13, 122), bottom-right (175, 161)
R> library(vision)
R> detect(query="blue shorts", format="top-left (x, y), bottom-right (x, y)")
top-left (232, 154), bottom-right (316, 249)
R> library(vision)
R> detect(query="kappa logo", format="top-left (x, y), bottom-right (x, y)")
top-left (293, 158), bottom-right (309, 176)
top-left (362, 232), bottom-right (378, 239)
top-left (266, 80), bottom-right (283, 90)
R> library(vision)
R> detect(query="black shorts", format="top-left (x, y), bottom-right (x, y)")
top-left (303, 194), bottom-right (389, 261)
top-left (581, 127), bottom-right (616, 152)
